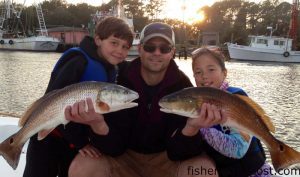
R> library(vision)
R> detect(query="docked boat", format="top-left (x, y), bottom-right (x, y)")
top-left (0, 116), bottom-right (289, 177)
top-left (227, 0), bottom-right (300, 63)
top-left (227, 34), bottom-right (300, 63)
top-left (0, 0), bottom-right (59, 52)
top-left (128, 33), bottom-right (140, 56)
top-left (89, 0), bottom-right (140, 56)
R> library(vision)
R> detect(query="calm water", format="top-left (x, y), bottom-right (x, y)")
top-left (0, 51), bottom-right (300, 165)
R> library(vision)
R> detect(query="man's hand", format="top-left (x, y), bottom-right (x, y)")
top-left (182, 103), bottom-right (227, 136)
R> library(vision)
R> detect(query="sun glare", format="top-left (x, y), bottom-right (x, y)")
top-left (161, 0), bottom-right (213, 23)
top-left (186, 11), bottom-right (205, 25)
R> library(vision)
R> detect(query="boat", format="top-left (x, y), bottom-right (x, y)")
top-left (89, 0), bottom-right (139, 56)
top-left (227, 33), bottom-right (300, 63)
top-left (0, 116), bottom-right (289, 177)
top-left (0, 0), bottom-right (59, 52)
top-left (128, 33), bottom-right (140, 56)
top-left (227, 0), bottom-right (300, 63)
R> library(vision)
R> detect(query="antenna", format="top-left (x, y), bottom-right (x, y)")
top-left (289, 0), bottom-right (298, 49)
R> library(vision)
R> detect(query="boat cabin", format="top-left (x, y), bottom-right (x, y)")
top-left (248, 35), bottom-right (292, 51)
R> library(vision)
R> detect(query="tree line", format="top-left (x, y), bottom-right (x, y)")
top-left (11, 0), bottom-right (297, 47)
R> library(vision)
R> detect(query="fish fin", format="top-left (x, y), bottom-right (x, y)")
top-left (18, 99), bottom-right (41, 126)
top-left (270, 139), bottom-right (300, 172)
top-left (19, 89), bottom-right (60, 127)
top-left (235, 95), bottom-right (275, 133)
top-left (0, 134), bottom-right (23, 170)
top-left (38, 128), bottom-right (55, 140)
top-left (97, 101), bottom-right (110, 112)
top-left (260, 115), bottom-right (275, 133)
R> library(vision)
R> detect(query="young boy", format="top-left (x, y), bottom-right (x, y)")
top-left (23, 16), bottom-right (133, 177)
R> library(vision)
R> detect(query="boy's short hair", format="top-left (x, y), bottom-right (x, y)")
top-left (95, 16), bottom-right (134, 47)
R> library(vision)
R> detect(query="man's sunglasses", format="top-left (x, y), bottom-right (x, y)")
top-left (143, 44), bottom-right (173, 54)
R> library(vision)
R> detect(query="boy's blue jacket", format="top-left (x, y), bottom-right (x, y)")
top-left (53, 47), bottom-right (109, 82)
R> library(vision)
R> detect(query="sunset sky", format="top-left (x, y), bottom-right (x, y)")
top-left (18, 0), bottom-right (293, 24)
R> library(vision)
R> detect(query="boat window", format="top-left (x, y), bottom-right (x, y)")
top-left (279, 41), bottom-right (285, 46)
top-left (257, 39), bottom-right (268, 44)
top-left (274, 40), bottom-right (285, 46)
top-left (248, 37), bottom-right (254, 45)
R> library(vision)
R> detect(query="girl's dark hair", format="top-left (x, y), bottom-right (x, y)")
top-left (191, 47), bottom-right (226, 71)
top-left (95, 16), bottom-right (134, 47)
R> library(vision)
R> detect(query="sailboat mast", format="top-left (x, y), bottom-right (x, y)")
top-left (117, 0), bottom-right (121, 18)
top-left (289, 0), bottom-right (298, 50)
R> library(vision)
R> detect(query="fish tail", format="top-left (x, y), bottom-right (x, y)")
top-left (270, 140), bottom-right (300, 172)
top-left (0, 134), bottom-right (23, 170)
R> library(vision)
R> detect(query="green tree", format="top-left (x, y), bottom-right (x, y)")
top-left (11, 0), bottom-right (298, 46)
top-left (257, 0), bottom-right (278, 34)
top-left (273, 2), bottom-right (291, 36)
top-left (67, 3), bottom-right (97, 27)
top-left (246, 2), bottom-right (260, 33)
top-left (123, 0), bottom-right (145, 17)
top-left (232, 4), bottom-right (248, 44)
top-left (122, 0), bottom-right (147, 31)
top-left (143, 0), bottom-right (166, 20)
top-left (41, 0), bottom-right (67, 13)
top-left (47, 7), bottom-right (74, 26)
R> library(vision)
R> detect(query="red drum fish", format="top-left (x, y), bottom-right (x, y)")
top-left (0, 81), bottom-right (139, 169)
top-left (159, 87), bottom-right (300, 172)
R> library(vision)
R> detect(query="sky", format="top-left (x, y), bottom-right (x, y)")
top-left (18, 0), bottom-right (294, 23)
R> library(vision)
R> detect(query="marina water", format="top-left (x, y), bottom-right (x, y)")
top-left (0, 51), bottom-right (300, 167)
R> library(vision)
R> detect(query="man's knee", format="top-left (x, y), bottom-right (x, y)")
top-left (178, 154), bottom-right (218, 177)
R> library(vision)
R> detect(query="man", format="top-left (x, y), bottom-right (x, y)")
top-left (66, 22), bottom-right (225, 177)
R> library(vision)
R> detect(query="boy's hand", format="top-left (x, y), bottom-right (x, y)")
top-left (64, 98), bottom-right (109, 135)
top-left (79, 144), bottom-right (102, 158)
top-left (64, 98), bottom-right (104, 124)
top-left (182, 103), bottom-right (227, 136)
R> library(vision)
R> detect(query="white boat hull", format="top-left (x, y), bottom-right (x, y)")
top-left (128, 44), bottom-right (139, 56)
top-left (128, 37), bottom-right (140, 56)
top-left (0, 116), bottom-right (295, 177)
top-left (228, 43), bottom-right (300, 63)
top-left (0, 36), bottom-right (59, 52)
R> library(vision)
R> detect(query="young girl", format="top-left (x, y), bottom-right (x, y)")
top-left (191, 47), bottom-right (272, 177)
